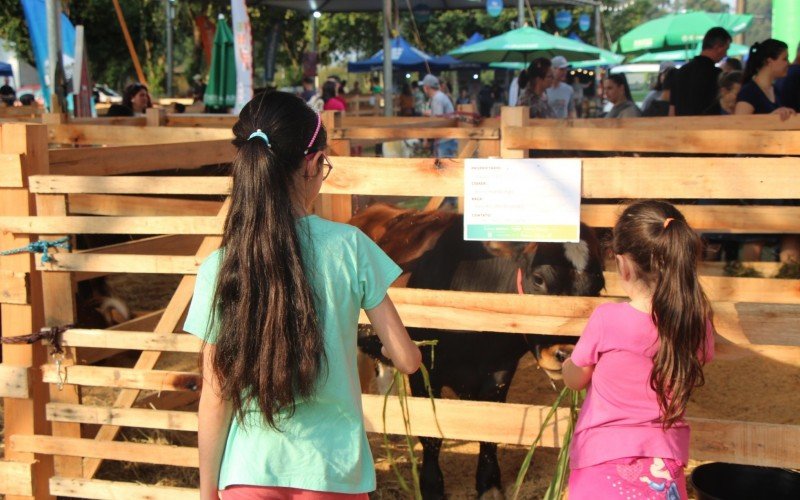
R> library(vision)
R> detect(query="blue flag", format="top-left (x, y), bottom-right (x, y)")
top-left (20, 0), bottom-right (76, 109)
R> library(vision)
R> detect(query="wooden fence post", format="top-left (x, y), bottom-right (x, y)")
top-left (0, 123), bottom-right (55, 499)
top-left (146, 108), bottom-right (167, 127)
top-left (500, 106), bottom-right (527, 159)
top-left (316, 111), bottom-right (352, 223)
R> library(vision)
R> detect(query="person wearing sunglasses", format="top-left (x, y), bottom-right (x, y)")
top-left (185, 91), bottom-right (421, 500)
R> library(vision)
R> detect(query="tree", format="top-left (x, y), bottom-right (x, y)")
top-left (601, 0), bottom-right (667, 46)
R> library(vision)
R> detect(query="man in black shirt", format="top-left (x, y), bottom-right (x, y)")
top-left (0, 77), bottom-right (16, 106)
top-left (777, 42), bottom-right (800, 112)
top-left (670, 27), bottom-right (732, 116)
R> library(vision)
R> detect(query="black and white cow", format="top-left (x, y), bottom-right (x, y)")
top-left (351, 204), bottom-right (605, 500)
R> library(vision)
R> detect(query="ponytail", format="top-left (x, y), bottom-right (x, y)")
top-left (613, 201), bottom-right (713, 428)
top-left (742, 39), bottom-right (788, 83)
top-left (210, 91), bottom-right (328, 429)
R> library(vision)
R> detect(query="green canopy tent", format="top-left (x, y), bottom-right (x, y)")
top-left (204, 14), bottom-right (236, 110)
top-left (630, 43), bottom-right (750, 64)
top-left (448, 26), bottom-right (602, 64)
top-left (490, 48), bottom-right (622, 70)
top-left (616, 10), bottom-right (753, 54)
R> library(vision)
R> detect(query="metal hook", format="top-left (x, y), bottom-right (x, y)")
top-left (51, 352), bottom-right (66, 391)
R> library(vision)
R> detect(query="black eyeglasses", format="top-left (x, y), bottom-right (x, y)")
top-left (305, 152), bottom-right (333, 180)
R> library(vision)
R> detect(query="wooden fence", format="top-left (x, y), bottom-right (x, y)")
top-left (1, 110), bottom-right (799, 498)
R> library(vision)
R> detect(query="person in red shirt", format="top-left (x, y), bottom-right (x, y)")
top-left (322, 81), bottom-right (346, 112)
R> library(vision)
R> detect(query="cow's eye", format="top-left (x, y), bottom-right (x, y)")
top-left (532, 273), bottom-right (546, 288)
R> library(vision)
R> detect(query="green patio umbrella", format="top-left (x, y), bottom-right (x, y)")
top-left (616, 11), bottom-right (753, 54)
top-left (204, 14), bottom-right (236, 109)
top-left (490, 47), bottom-right (623, 70)
top-left (629, 43), bottom-right (750, 63)
top-left (448, 26), bottom-right (602, 64)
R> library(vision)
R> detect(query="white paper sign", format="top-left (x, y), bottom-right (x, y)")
top-left (464, 158), bottom-right (582, 242)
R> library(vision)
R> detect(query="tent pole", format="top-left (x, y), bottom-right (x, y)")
top-left (112, 0), bottom-right (147, 84)
top-left (45, 0), bottom-right (66, 113)
top-left (518, 0), bottom-right (524, 27)
top-left (382, 0), bottom-right (393, 117)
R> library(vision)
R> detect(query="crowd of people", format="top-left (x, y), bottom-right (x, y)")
top-left (505, 27), bottom-right (800, 121)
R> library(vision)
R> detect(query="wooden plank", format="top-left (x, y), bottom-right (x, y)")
top-left (41, 365), bottom-right (202, 392)
top-left (689, 418), bottom-right (800, 468)
top-left (333, 127), bottom-right (499, 140)
top-left (0, 460), bottom-right (34, 496)
top-left (62, 329), bottom-right (201, 352)
top-left (10, 435), bottom-right (198, 468)
top-left (50, 477), bottom-right (198, 500)
top-left (0, 365), bottom-right (30, 398)
top-left (582, 203), bottom-right (800, 233)
top-left (0, 153), bottom-right (23, 187)
top-left (698, 261), bottom-right (782, 278)
top-left (42, 253), bottom-right (204, 274)
top-left (67, 117), bottom-right (147, 126)
top-left (362, 394), bottom-right (571, 448)
top-left (47, 403), bottom-right (198, 432)
top-left (165, 113), bottom-right (236, 128)
top-left (76, 309), bottom-right (166, 364)
top-left (501, 107), bottom-right (527, 159)
top-left (342, 116), bottom-right (457, 128)
top-left (68, 194), bottom-right (222, 216)
top-left (49, 140), bottom-right (235, 175)
top-left (505, 126), bottom-right (800, 155)
top-left (602, 272), bottom-right (800, 305)
top-left (31, 175), bottom-right (231, 194)
top-left (27, 156), bottom-right (800, 199)
top-left (527, 113), bottom-right (800, 131)
top-left (2, 216), bottom-right (224, 235)
top-left (48, 124), bottom-right (233, 145)
top-left (36, 192), bottom-right (84, 477)
top-left (0, 269), bottom-right (28, 304)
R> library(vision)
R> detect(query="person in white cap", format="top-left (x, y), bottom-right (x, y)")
top-left (545, 55), bottom-right (576, 119)
top-left (422, 74), bottom-right (458, 157)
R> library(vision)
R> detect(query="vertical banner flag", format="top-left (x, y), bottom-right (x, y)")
top-left (20, 0), bottom-right (76, 109)
top-left (230, 0), bottom-right (253, 113)
top-left (264, 21), bottom-right (282, 83)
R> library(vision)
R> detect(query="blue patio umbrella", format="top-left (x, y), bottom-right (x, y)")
top-left (0, 62), bottom-right (12, 77)
top-left (348, 35), bottom-right (463, 73)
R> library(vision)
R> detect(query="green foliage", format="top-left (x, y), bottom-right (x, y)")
top-left (602, 0), bottom-right (668, 46)
top-left (0, 1), bottom-right (34, 65)
top-left (683, 0), bottom-right (730, 12)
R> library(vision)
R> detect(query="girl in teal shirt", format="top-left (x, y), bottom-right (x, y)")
top-left (185, 91), bottom-right (421, 500)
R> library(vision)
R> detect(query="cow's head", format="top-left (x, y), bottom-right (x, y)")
top-left (484, 224), bottom-right (605, 379)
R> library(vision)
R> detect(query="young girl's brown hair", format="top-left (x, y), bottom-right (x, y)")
top-left (613, 200), bottom-right (714, 427)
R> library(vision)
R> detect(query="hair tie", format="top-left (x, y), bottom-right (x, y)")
top-left (248, 129), bottom-right (271, 147)
top-left (663, 218), bottom-right (674, 229)
top-left (304, 112), bottom-right (322, 155)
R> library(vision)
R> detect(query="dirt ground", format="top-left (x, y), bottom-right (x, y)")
top-left (3, 270), bottom-right (797, 499)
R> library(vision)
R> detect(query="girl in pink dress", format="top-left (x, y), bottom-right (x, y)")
top-left (563, 200), bottom-right (715, 500)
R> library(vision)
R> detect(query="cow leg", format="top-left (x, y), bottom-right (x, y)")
top-left (473, 367), bottom-right (517, 499)
top-left (409, 371), bottom-right (445, 500)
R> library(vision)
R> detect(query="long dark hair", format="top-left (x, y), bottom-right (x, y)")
top-left (121, 82), bottom-right (151, 110)
top-left (209, 91), bottom-right (328, 429)
top-left (742, 39), bottom-right (788, 83)
top-left (613, 200), bottom-right (713, 428)
top-left (607, 73), bottom-right (633, 101)
top-left (322, 80), bottom-right (338, 102)
top-left (526, 58), bottom-right (551, 87)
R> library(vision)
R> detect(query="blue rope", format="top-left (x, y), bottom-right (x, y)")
top-left (0, 237), bottom-right (71, 264)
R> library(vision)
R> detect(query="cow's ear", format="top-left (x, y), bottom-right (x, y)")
top-left (483, 241), bottom-right (518, 258)
top-left (522, 243), bottom-right (538, 256)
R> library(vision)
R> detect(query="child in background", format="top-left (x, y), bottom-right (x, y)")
top-left (563, 200), bottom-right (715, 500)
top-left (185, 91), bottom-right (421, 500)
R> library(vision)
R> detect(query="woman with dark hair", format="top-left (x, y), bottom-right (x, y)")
top-left (322, 80), bottom-right (345, 112)
top-left (604, 74), bottom-right (641, 118)
top-left (642, 68), bottom-right (677, 117)
top-left (734, 39), bottom-right (796, 119)
top-left (399, 82), bottom-right (415, 116)
top-left (186, 91), bottom-right (420, 500)
top-left (107, 82), bottom-right (151, 116)
top-left (518, 58), bottom-right (555, 118)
